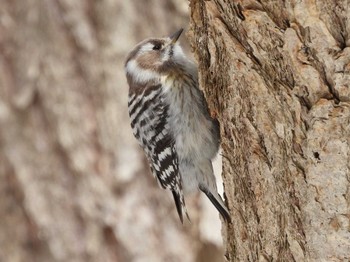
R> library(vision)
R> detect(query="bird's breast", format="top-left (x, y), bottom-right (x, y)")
top-left (163, 78), bottom-right (219, 161)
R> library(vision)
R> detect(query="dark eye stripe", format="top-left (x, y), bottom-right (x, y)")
top-left (150, 40), bottom-right (164, 50)
top-left (153, 44), bottom-right (162, 50)
top-left (153, 43), bottom-right (162, 50)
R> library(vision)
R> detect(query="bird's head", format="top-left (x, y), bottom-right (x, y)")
top-left (125, 29), bottom-right (190, 86)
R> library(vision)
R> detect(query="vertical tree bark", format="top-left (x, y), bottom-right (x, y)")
top-left (0, 1), bottom-right (226, 261)
top-left (190, 0), bottom-right (350, 261)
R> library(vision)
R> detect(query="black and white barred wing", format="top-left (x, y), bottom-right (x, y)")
top-left (128, 84), bottom-right (188, 222)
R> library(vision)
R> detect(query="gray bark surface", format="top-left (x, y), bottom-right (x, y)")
top-left (189, 0), bottom-right (350, 261)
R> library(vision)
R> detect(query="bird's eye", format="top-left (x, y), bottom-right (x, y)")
top-left (153, 43), bottom-right (162, 50)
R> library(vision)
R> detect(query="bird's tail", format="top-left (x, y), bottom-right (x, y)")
top-left (172, 190), bottom-right (190, 223)
top-left (199, 185), bottom-right (231, 222)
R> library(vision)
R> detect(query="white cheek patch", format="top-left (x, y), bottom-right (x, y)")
top-left (125, 60), bottom-right (159, 84)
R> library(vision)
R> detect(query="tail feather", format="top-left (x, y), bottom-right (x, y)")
top-left (172, 191), bottom-right (190, 223)
top-left (199, 185), bottom-right (231, 223)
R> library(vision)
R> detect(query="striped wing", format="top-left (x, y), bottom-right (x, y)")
top-left (128, 84), bottom-right (187, 221)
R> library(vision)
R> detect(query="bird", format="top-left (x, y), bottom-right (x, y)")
top-left (124, 28), bottom-right (230, 223)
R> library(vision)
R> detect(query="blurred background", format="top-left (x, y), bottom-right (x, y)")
top-left (0, 0), bottom-right (225, 261)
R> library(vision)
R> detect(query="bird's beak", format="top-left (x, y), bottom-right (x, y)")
top-left (169, 28), bottom-right (184, 45)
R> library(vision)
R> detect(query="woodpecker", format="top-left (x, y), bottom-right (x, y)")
top-left (124, 28), bottom-right (230, 223)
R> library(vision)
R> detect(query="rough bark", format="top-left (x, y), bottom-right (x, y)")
top-left (189, 0), bottom-right (350, 261)
top-left (0, 1), bottom-right (225, 261)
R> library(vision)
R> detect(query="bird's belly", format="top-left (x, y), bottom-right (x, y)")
top-left (174, 113), bottom-right (218, 162)
top-left (165, 80), bottom-right (219, 161)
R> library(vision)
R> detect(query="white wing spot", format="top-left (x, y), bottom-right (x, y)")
top-left (158, 148), bottom-right (171, 161)
top-left (153, 163), bottom-right (160, 171)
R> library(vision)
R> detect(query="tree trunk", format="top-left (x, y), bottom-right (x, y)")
top-left (0, 1), bottom-right (225, 261)
top-left (189, 0), bottom-right (350, 261)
